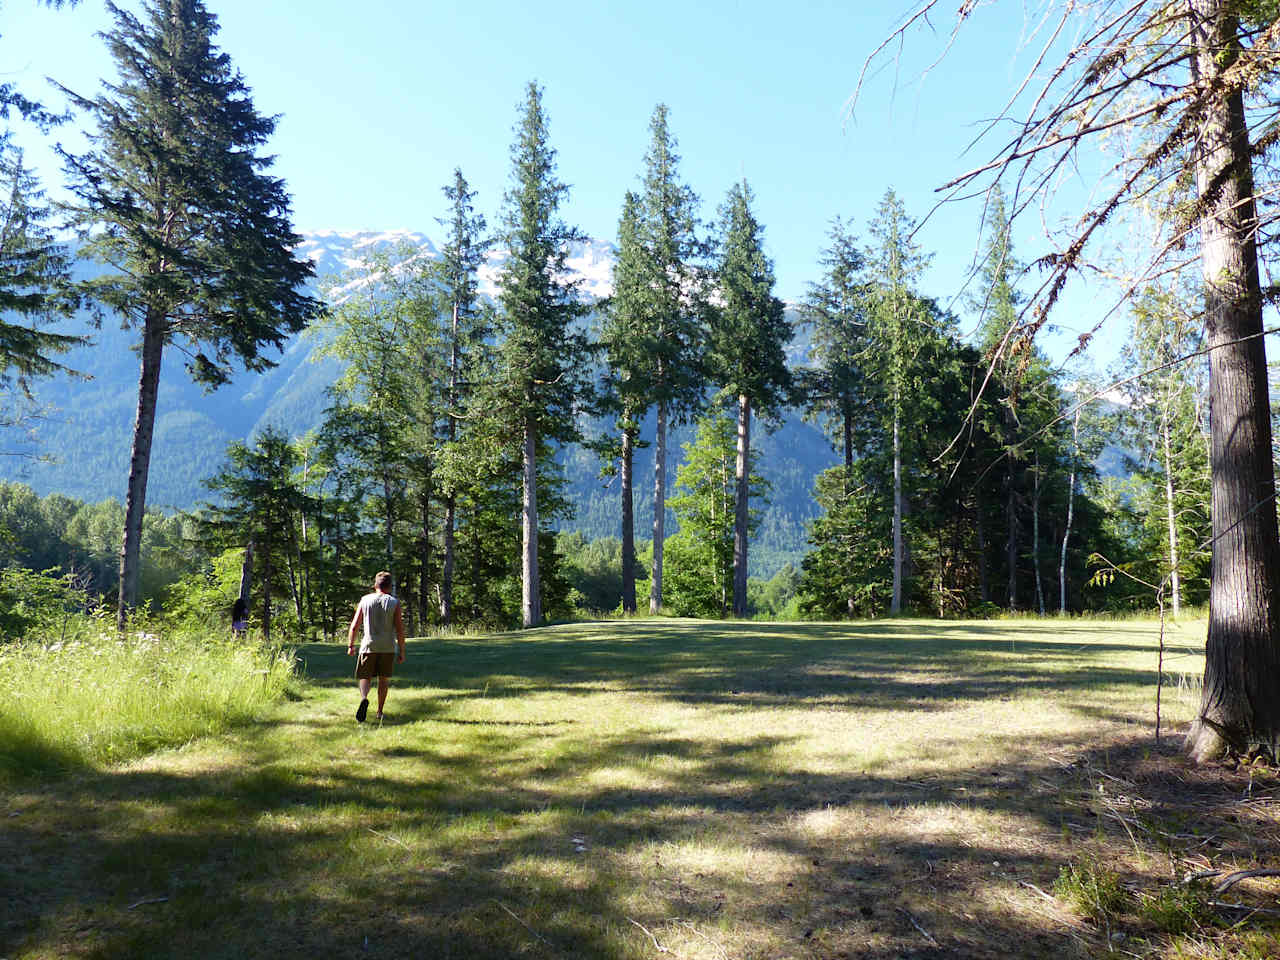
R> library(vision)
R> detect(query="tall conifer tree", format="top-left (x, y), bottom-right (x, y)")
top-left (864, 189), bottom-right (931, 614)
top-left (599, 191), bottom-right (650, 612)
top-left (708, 180), bottom-right (791, 617)
top-left (435, 169), bottom-right (489, 626)
top-left (636, 105), bottom-right (705, 614)
top-left (493, 82), bottom-right (591, 628)
top-left (58, 0), bottom-right (317, 628)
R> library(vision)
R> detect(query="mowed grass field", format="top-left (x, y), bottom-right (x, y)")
top-left (5, 617), bottom-right (1279, 959)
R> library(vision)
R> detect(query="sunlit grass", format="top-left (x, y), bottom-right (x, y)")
top-left (0, 619), bottom-right (295, 779)
top-left (9, 615), bottom-right (1276, 960)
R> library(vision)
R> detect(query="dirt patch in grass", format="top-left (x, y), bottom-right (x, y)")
top-left (3, 618), bottom-right (1278, 958)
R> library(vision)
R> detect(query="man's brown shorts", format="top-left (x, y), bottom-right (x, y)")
top-left (355, 651), bottom-right (396, 680)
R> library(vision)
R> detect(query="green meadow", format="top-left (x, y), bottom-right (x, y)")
top-left (5, 618), bottom-right (1279, 959)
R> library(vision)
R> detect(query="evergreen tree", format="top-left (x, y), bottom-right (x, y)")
top-left (0, 142), bottom-right (81, 392)
top-left (665, 407), bottom-right (766, 617)
top-left (708, 180), bottom-right (792, 617)
top-left (635, 105), bottom-right (706, 615)
top-left (798, 463), bottom-right (892, 618)
top-left (201, 426), bottom-right (312, 643)
top-left (598, 191), bottom-right (646, 611)
top-left (1118, 286), bottom-right (1211, 614)
top-left (433, 169), bottom-right (490, 627)
top-left (57, 0), bottom-right (317, 628)
top-left (799, 217), bottom-right (869, 472)
top-left (863, 189), bottom-right (932, 613)
top-left (492, 82), bottom-right (593, 628)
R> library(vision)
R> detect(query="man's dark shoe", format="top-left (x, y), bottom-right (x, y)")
top-left (356, 698), bottom-right (369, 723)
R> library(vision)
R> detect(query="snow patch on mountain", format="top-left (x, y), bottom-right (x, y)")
top-left (298, 230), bottom-right (615, 302)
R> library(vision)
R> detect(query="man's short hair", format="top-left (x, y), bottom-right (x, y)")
top-left (374, 571), bottom-right (393, 592)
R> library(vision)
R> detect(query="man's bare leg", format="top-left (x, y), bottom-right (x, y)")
top-left (356, 677), bottom-right (371, 722)
top-left (376, 676), bottom-right (390, 719)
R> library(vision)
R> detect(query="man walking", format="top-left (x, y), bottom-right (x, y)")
top-left (347, 570), bottom-right (406, 723)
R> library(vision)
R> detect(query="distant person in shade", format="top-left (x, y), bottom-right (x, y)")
top-left (346, 570), bottom-right (406, 723)
top-left (231, 596), bottom-right (248, 639)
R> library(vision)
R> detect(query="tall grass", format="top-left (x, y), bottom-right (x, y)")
top-left (0, 616), bottom-right (296, 780)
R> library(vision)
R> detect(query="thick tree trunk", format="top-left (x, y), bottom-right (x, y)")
top-left (732, 394), bottom-right (752, 617)
top-left (649, 400), bottom-right (668, 614)
top-left (620, 421), bottom-right (637, 614)
top-left (521, 422), bottom-right (541, 628)
top-left (1187, 0), bottom-right (1280, 762)
top-left (116, 311), bottom-right (165, 629)
top-left (891, 410), bottom-right (903, 614)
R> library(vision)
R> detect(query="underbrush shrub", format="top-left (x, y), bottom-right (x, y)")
top-left (1053, 860), bottom-right (1129, 920)
top-left (0, 567), bottom-right (92, 640)
top-left (0, 613), bottom-right (296, 780)
top-left (1139, 881), bottom-right (1215, 935)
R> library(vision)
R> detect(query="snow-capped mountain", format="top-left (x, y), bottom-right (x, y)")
top-left (295, 229), bottom-right (617, 302)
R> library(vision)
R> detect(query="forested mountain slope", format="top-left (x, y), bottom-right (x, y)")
top-left (2, 232), bottom-right (834, 574)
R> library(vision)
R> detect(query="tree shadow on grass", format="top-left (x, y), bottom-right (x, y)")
top-left (7, 717), bottom-right (1274, 959)
top-left (5, 619), bottom-right (1247, 960)
top-left (297, 619), bottom-right (1176, 716)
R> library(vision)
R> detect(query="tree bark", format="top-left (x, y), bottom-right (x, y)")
top-left (1186, 0), bottom-right (1280, 762)
top-left (649, 400), bottom-right (668, 614)
top-left (1006, 468), bottom-right (1018, 610)
top-left (891, 409), bottom-right (903, 614)
top-left (1033, 453), bottom-right (1045, 616)
top-left (521, 421), bottom-right (541, 628)
top-left (1059, 409), bottom-right (1079, 614)
top-left (1161, 412), bottom-right (1183, 617)
top-left (116, 310), bottom-right (165, 629)
top-left (975, 494), bottom-right (990, 604)
top-left (237, 540), bottom-right (254, 617)
top-left (419, 485), bottom-right (431, 631)
top-left (441, 494), bottom-right (456, 626)
top-left (441, 302), bottom-right (459, 626)
top-left (620, 420), bottom-right (637, 614)
top-left (733, 394), bottom-right (752, 617)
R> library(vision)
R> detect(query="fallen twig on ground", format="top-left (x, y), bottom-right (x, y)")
top-left (628, 917), bottom-right (675, 955)
top-left (1213, 869), bottom-right (1280, 894)
top-left (897, 908), bottom-right (939, 947)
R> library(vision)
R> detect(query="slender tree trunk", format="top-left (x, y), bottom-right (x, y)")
top-left (419, 485), bottom-right (431, 630)
top-left (1161, 414), bottom-right (1184, 617)
top-left (116, 311), bottom-right (165, 629)
top-left (1187, 0), bottom-right (1280, 762)
top-left (649, 400), bottom-right (668, 614)
top-left (521, 422), bottom-right (541, 628)
top-left (238, 540), bottom-right (254, 616)
top-left (620, 420), bottom-right (637, 613)
top-left (1006, 469), bottom-right (1018, 610)
top-left (442, 494), bottom-right (456, 626)
top-left (1033, 453), bottom-right (1045, 615)
top-left (441, 303), bottom-right (460, 626)
top-left (1060, 409), bottom-right (1079, 614)
top-left (261, 554), bottom-right (272, 644)
top-left (732, 394), bottom-right (752, 617)
top-left (842, 397), bottom-right (854, 472)
top-left (975, 494), bottom-right (990, 604)
top-left (891, 409), bottom-right (903, 614)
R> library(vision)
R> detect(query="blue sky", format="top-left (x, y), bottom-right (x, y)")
top-left (1, 0), bottom-right (1115, 366)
